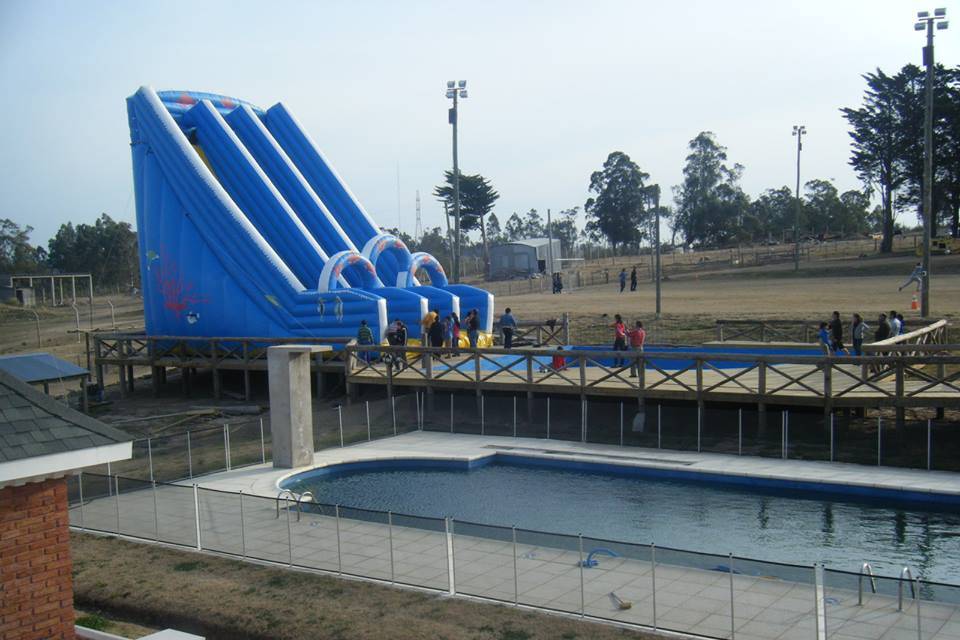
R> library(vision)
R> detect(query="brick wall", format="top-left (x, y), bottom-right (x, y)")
top-left (0, 477), bottom-right (76, 640)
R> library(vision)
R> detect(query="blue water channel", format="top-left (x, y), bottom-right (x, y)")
top-left (284, 456), bottom-right (960, 584)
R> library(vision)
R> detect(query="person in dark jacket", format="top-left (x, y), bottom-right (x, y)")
top-left (629, 267), bottom-right (638, 292)
top-left (874, 314), bottom-right (891, 342)
top-left (467, 309), bottom-right (481, 348)
top-left (428, 308), bottom-right (444, 351)
top-left (829, 311), bottom-right (845, 354)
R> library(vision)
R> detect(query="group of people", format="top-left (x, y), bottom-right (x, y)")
top-left (818, 309), bottom-right (906, 356)
top-left (610, 314), bottom-right (646, 376)
top-left (618, 267), bottom-right (639, 293)
top-left (354, 307), bottom-right (483, 366)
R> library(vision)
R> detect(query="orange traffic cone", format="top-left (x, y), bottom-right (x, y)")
top-left (911, 294), bottom-right (919, 311)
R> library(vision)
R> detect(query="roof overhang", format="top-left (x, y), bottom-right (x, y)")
top-left (0, 441), bottom-right (132, 488)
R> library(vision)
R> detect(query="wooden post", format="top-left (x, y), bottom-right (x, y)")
top-left (95, 337), bottom-right (104, 395)
top-left (757, 361), bottom-right (767, 434)
top-left (822, 362), bottom-right (833, 434)
top-left (562, 312), bottom-right (570, 345)
top-left (117, 339), bottom-right (127, 399)
top-left (79, 376), bottom-right (88, 413)
top-left (895, 360), bottom-right (905, 430)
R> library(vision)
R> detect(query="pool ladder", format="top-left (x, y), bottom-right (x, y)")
top-left (858, 562), bottom-right (919, 611)
top-left (276, 489), bottom-right (315, 522)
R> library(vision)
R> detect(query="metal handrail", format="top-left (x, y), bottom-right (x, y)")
top-left (295, 491), bottom-right (315, 522)
top-left (275, 489), bottom-right (297, 519)
top-left (858, 562), bottom-right (877, 605)
top-left (898, 566), bottom-right (918, 611)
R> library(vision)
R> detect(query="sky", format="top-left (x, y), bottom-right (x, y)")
top-left (0, 0), bottom-right (957, 246)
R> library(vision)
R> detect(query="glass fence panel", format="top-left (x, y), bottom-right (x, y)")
top-left (229, 420), bottom-right (266, 469)
top-left (110, 439), bottom-right (151, 481)
top-left (701, 404), bottom-right (742, 455)
top-left (622, 402), bottom-right (659, 449)
top-left (338, 506), bottom-right (392, 581)
top-left (197, 488), bottom-right (243, 556)
top-left (77, 473), bottom-right (116, 533)
top-left (786, 410), bottom-right (831, 462)
top-left (548, 397), bottom-right (582, 442)
top-left (880, 419), bottom-right (929, 469)
top-left (242, 493), bottom-right (293, 565)
top-left (649, 546), bottom-right (736, 638)
top-left (116, 477), bottom-right (156, 540)
top-left (421, 392), bottom-right (454, 433)
top-left (584, 399), bottom-right (621, 446)
top-left (291, 502), bottom-right (339, 573)
top-left (150, 433), bottom-right (190, 482)
top-left (580, 537), bottom-right (654, 627)
top-left (930, 419), bottom-right (960, 472)
top-left (340, 400), bottom-right (371, 444)
top-left (452, 520), bottom-right (515, 603)
top-left (481, 393), bottom-right (519, 438)
top-left (155, 483), bottom-right (198, 548)
top-left (514, 528), bottom-right (582, 613)
top-left (455, 393), bottom-right (483, 435)
top-left (188, 426), bottom-right (228, 477)
top-left (393, 392), bottom-right (420, 435)
top-left (66, 476), bottom-right (82, 527)
top-left (313, 407), bottom-right (342, 450)
top-left (389, 513), bottom-right (448, 591)
top-left (518, 395), bottom-right (548, 440)
top-left (834, 412), bottom-right (879, 466)
top-left (657, 404), bottom-right (699, 451)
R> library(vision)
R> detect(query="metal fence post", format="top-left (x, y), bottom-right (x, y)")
top-left (365, 401), bottom-right (371, 441)
top-left (392, 395), bottom-right (397, 436)
top-left (830, 413), bottom-right (835, 462)
top-left (729, 553), bottom-right (736, 639)
top-left (512, 525), bottom-right (519, 606)
top-left (582, 399), bottom-right (587, 443)
top-left (814, 563), bottom-right (827, 640)
top-left (449, 395), bottom-right (454, 433)
top-left (927, 419), bottom-right (932, 470)
top-left (697, 404), bottom-right (702, 452)
top-left (578, 533), bottom-right (585, 617)
top-left (335, 504), bottom-right (342, 575)
top-left (152, 480), bottom-right (159, 541)
top-left (513, 396), bottom-right (517, 438)
top-left (106, 462), bottom-right (112, 495)
top-left (480, 393), bottom-right (485, 436)
top-left (651, 543), bottom-right (658, 630)
top-left (388, 511), bottom-right (395, 584)
top-left (546, 397), bottom-right (551, 439)
top-left (224, 424), bottom-right (231, 471)
top-left (877, 416), bottom-right (882, 466)
top-left (619, 402), bottom-right (624, 447)
top-left (781, 411), bottom-right (786, 460)
top-left (657, 405), bottom-right (661, 449)
top-left (285, 496), bottom-right (292, 567)
top-left (193, 483), bottom-right (201, 550)
top-left (239, 491), bottom-right (246, 559)
top-left (445, 517), bottom-right (456, 595)
top-left (259, 418), bottom-right (266, 464)
top-left (785, 410), bottom-right (789, 459)
top-left (114, 475), bottom-right (120, 533)
top-left (738, 408), bottom-right (743, 456)
top-left (78, 472), bottom-right (85, 530)
top-left (338, 406), bottom-right (344, 447)
top-left (187, 431), bottom-right (193, 479)
top-left (147, 438), bottom-right (155, 482)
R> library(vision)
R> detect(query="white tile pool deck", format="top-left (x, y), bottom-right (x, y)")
top-left (72, 433), bottom-right (960, 640)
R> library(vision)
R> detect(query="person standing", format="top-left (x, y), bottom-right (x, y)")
top-left (611, 313), bottom-right (628, 366)
top-left (829, 311), bottom-right (845, 354)
top-left (618, 268), bottom-right (627, 293)
top-left (442, 314), bottom-right (454, 349)
top-left (421, 309), bottom-right (438, 345)
top-left (429, 310), bottom-right (444, 351)
top-left (630, 267), bottom-right (638, 292)
top-left (357, 319), bottom-right (374, 362)
top-left (556, 272), bottom-right (563, 294)
top-left (817, 322), bottom-right (831, 353)
top-left (467, 308), bottom-right (480, 348)
top-left (627, 320), bottom-right (646, 377)
top-left (851, 313), bottom-right (869, 356)
top-left (450, 312), bottom-right (461, 356)
top-left (889, 310), bottom-right (902, 337)
top-left (500, 307), bottom-right (517, 349)
top-left (874, 313), bottom-right (891, 342)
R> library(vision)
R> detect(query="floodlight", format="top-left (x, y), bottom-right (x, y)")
top-left (458, 80), bottom-right (466, 88)
top-left (446, 90), bottom-right (456, 99)
top-left (937, 20), bottom-right (949, 28)
top-left (447, 81), bottom-right (455, 88)
top-left (459, 90), bottom-right (468, 98)
top-left (915, 22), bottom-right (925, 30)
top-left (934, 8), bottom-right (945, 16)
top-left (918, 11), bottom-right (930, 18)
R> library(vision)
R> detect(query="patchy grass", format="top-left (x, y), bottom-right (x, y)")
top-left (72, 532), bottom-right (657, 640)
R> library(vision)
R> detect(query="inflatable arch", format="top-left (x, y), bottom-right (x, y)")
top-left (317, 251), bottom-right (382, 293)
top-left (362, 233), bottom-right (413, 277)
top-left (398, 252), bottom-right (449, 288)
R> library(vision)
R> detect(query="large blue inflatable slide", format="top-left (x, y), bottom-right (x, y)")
top-left (127, 86), bottom-right (494, 343)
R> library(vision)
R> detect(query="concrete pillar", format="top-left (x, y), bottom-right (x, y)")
top-left (268, 345), bottom-right (331, 469)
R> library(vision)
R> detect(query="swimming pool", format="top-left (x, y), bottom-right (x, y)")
top-left (282, 455), bottom-right (960, 583)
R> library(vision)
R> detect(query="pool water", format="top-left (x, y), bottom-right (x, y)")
top-left (284, 457), bottom-right (960, 583)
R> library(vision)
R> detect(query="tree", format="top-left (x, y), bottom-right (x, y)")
top-left (47, 213), bottom-right (139, 290)
top-left (747, 187), bottom-right (794, 242)
top-left (584, 151), bottom-right (650, 253)
top-left (504, 213), bottom-right (525, 241)
top-left (485, 213), bottom-right (503, 244)
top-left (433, 171), bottom-right (500, 271)
top-left (673, 132), bottom-right (748, 247)
top-left (522, 209), bottom-right (545, 238)
top-left (0, 219), bottom-right (44, 274)
top-left (548, 208), bottom-right (580, 255)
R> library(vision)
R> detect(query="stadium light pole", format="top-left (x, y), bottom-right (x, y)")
top-left (914, 9), bottom-right (947, 317)
top-left (446, 80), bottom-right (468, 283)
top-left (792, 125), bottom-right (806, 272)
top-left (646, 184), bottom-right (662, 319)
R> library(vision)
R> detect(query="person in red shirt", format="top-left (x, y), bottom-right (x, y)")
top-left (628, 320), bottom-right (646, 377)
top-left (611, 314), bottom-right (627, 367)
top-left (551, 346), bottom-right (567, 372)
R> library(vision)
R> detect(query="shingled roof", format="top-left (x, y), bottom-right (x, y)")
top-left (0, 369), bottom-right (131, 484)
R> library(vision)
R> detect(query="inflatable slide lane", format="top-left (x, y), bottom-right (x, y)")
top-left (127, 87), bottom-right (492, 343)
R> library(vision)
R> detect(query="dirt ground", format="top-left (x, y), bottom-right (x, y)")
top-left (72, 532), bottom-right (656, 640)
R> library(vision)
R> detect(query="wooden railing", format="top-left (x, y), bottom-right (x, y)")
top-left (492, 314), bottom-right (569, 347)
top-left (344, 343), bottom-right (960, 410)
top-left (715, 318), bottom-right (944, 344)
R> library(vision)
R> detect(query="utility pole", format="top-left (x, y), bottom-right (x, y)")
top-left (792, 125), bottom-right (806, 272)
top-left (446, 80), bottom-right (468, 283)
top-left (414, 190), bottom-right (423, 244)
top-left (651, 185), bottom-right (662, 319)
top-left (914, 8), bottom-right (947, 317)
top-left (546, 208), bottom-right (555, 277)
